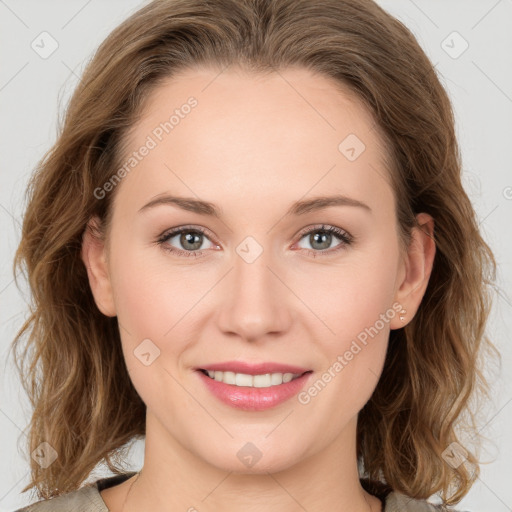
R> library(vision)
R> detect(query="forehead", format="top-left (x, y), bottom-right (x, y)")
top-left (116, 66), bottom-right (394, 219)
top-left (136, 65), bottom-right (381, 152)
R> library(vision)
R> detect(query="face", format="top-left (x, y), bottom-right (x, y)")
top-left (84, 66), bottom-right (431, 475)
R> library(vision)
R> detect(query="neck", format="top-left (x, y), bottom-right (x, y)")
top-left (122, 412), bottom-right (382, 512)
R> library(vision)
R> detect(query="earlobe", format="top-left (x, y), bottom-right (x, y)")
top-left (391, 212), bottom-right (436, 329)
top-left (81, 216), bottom-right (117, 317)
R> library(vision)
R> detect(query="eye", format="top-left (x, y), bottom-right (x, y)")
top-left (295, 224), bottom-right (353, 257)
top-left (156, 223), bottom-right (353, 258)
top-left (156, 225), bottom-right (218, 257)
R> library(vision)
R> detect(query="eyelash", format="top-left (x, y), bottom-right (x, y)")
top-left (156, 223), bottom-right (354, 259)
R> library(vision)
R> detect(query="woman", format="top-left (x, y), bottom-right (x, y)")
top-left (11, 0), bottom-right (497, 510)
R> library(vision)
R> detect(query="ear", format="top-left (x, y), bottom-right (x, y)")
top-left (81, 216), bottom-right (117, 317)
top-left (390, 212), bottom-right (436, 329)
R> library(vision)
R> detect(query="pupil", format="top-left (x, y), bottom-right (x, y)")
top-left (181, 232), bottom-right (202, 250)
top-left (311, 231), bottom-right (331, 250)
top-left (178, 230), bottom-right (333, 252)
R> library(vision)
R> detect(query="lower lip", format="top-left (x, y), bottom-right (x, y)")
top-left (196, 370), bottom-right (313, 411)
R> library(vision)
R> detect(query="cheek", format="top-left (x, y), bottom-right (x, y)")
top-left (297, 238), bottom-right (399, 341)
top-left (108, 242), bottom-right (210, 380)
top-left (112, 265), bottom-right (172, 341)
top-left (299, 240), bottom-right (399, 407)
top-left (109, 240), bottom-right (197, 340)
top-left (108, 248), bottom-right (198, 415)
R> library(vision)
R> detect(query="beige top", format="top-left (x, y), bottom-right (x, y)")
top-left (14, 473), bottom-right (467, 511)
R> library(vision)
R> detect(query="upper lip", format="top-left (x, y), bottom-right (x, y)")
top-left (197, 361), bottom-right (312, 375)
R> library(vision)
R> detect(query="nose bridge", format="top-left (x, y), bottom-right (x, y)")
top-left (216, 236), bottom-right (291, 341)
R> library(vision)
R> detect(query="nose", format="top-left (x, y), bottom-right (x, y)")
top-left (215, 245), bottom-right (293, 343)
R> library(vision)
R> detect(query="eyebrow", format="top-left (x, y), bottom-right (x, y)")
top-left (138, 193), bottom-right (372, 217)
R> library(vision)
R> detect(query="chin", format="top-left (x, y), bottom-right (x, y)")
top-left (197, 440), bottom-right (307, 475)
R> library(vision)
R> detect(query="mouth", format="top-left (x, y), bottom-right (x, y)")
top-left (195, 368), bottom-right (314, 411)
top-left (197, 368), bottom-right (312, 388)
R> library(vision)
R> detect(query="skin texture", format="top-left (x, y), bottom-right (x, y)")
top-left (82, 67), bottom-right (435, 512)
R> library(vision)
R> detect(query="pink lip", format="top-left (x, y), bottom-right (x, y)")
top-left (196, 369), bottom-right (313, 411)
top-left (197, 361), bottom-right (311, 375)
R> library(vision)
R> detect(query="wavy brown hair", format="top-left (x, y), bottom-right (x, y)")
top-left (11, 0), bottom-right (498, 506)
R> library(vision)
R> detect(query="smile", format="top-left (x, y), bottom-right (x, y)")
top-left (199, 369), bottom-right (305, 388)
top-left (196, 369), bottom-right (313, 411)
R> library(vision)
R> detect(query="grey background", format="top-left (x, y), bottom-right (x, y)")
top-left (1, 1), bottom-right (511, 510)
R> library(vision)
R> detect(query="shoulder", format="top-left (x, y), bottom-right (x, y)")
top-left (384, 490), bottom-right (472, 511)
top-left (12, 472), bottom-right (137, 512)
top-left (12, 484), bottom-right (108, 512)
top-left (360, 478), bottom-right (471, 511)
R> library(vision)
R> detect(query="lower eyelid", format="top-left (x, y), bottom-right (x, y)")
top-left (158, 225), bottom-right (352, 256)
top-left (295, 235), bottom-right (350, 256)
top-left (160, 230), bottom-right (216, 251)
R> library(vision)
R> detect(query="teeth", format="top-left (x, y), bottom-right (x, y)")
top-left (204, 370), bottom-right (301, 387)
